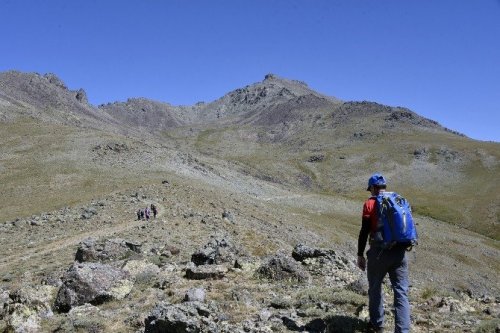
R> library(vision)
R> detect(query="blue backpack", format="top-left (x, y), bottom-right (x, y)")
top-left (373, 192), bottom-right (418, 249)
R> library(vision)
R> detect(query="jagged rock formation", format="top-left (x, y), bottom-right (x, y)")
top-left (0, 71), bottom-right (118, 128)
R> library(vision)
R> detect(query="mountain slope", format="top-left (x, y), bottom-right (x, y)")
top-left (0, 70), bottom-right (499, 332)
top-left (0, 71), bottom-right (497, 238)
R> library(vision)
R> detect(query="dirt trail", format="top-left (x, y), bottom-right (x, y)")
top-left (0, 201), bottom-right (166, 270)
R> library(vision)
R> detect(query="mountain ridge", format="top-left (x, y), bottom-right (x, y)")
top-left (1, 70), bottom-right (463, 138)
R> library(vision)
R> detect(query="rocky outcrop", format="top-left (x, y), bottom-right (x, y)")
top-left (256, 252), bottom-right (310, 283)
top-left (54, 262), bottom-right (133, 313)
top-left (75, 88), bottom-right (88, 103)
top-left (75, 237), bottom-right (142, 263)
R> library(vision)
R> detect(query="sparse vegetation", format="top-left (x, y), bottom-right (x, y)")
top-left (0, 71), bottom-right (498, 332)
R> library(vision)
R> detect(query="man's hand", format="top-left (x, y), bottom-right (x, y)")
top-left (357, 256), bottom-right (366, 271)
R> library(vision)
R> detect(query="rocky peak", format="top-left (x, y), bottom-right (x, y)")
top-left (43, 73), bottom-right (68, 90)
top-left (264, 73), bottom-right (276, 81)
top-left (75, 88), bottom-right (88, 103)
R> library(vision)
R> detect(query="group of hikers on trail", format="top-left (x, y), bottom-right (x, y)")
top-left (137, 204), bottom-right (158, 221)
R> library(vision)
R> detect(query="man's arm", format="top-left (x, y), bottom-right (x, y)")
top-left (357, 216), bottom-right (370, 256)
top-left (357, 216), bottom-right (371, 271)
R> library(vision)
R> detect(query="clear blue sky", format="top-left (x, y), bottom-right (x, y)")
top-left (1, 0), bottom-right (499, 142)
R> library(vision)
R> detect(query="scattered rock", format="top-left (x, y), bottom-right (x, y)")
top-left (307, 154), bottom-right (325, 163)
top-left (184, 288), bottom-right (206, 303)
top-left (10, 284), bottom-right (57, 319)
top-left (191, 236), bottom-right (237, 266)
top-left (122, 259), bottom-right (160, 280)
top-left (185, 264), bottom-right (227, 280)
top-left (222, 210), bottom-right (234, 223)
top-left (68, 303), bottom-right (100, 317)
top-left (144, 302), bottom-right (216, 333)
top-left (5, 303), bottom-right (42, 333)
top-left (256, 252), bottom-right (310, 283)
top-left (347, 277), bottom-right (369, 296)
top-left (258, 309), bottom-right (272, 322)
top-left (413, 147), bottom-right (429, 159)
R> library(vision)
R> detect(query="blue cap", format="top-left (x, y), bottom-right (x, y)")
top-left (367, 173), bottom-right (386, 191)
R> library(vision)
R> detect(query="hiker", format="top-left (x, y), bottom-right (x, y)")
top-left (145, 206), bottom-right (151, 221)
top-left (136, 209), bottom-right (141, 221)
top-left (357, 173), bottom-right (411, 333)
top-left (140, 208), bottom-right (145, 220)
top-left (151, 204), bottom-right (157, 219)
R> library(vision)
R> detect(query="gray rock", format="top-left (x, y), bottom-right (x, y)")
top-left (144, 301), bottom-right (215, 333)
top-left (75, 88), bottom-right (88, 103)
top-left (30, 219), bottom-right (43, 226)
top-left (184, 288), bottom-right (206, 303)
top-left (75, 237), bottom-right (141, 263)
top-left (256, 252), bottom-right (310, 283)
top-left (44, 73), bottom-right (67, 89)
top-left (68, 303), bottom-right (100, 317)
top-left (5, 303), bottom-right (42, 333)
top-left (0, 288), bottom-right (11, 319)
top-left (185, 264), bottom-right (227, 280)
top-left (55, 262), bottom-right (133, 313)
top-left (291, 243), bottom-right (335, 262)
top-left (122, 259), bottom-right (160, 280)
top-left (10, 285), bottom-right (57, 319)
top-left (191, 236), bottom-right (237, 266)
top-left (259, 309), bottom-right (272, 322)
top-left (222, 210), bottom-right (234, 222)
top-left (348, 277), bottom-right (369, 296)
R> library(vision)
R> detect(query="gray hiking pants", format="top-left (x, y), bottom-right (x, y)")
top-left (367, 245), bottom-right (410, 333)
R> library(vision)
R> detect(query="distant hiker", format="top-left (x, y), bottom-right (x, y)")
top-left (151, 204), bottom-right (158, 219)
top-left (136, 209), bottom-right (141, 220)
top-left (357, 173), bottom-right (412, 333)
top-left (140, 209), bottom-right (145, 220)
top-left (145, 206), bottom-right (151, 221)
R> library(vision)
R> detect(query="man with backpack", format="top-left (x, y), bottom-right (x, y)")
top-left (357, 173), bottom-right (415, 333)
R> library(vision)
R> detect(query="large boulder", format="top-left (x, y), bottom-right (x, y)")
top-left (144, 302), bottom-right (216, 333)
top-left (75, 237), bottom-right (142, 263)
top-left (54, 262), bottom-right (133, 313)
top-left (191, 236), bottom-right (238, 266)
top-left (256, 252), bottom-right (310, 283)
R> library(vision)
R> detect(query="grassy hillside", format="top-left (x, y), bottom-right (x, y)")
top-left (0, 119), bottom-right (169, 222)
top-left (172, 119), bottom-right (500, 240)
